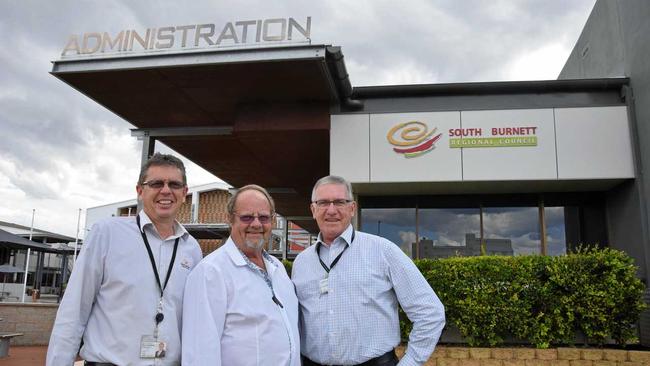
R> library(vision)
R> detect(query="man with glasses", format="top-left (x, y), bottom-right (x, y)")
top-left (182, 184), bottom-right (300, 366)
top-left (292, 175), bottom-right (445, 366)
top-left (47, 153), bottom-right (203, 366)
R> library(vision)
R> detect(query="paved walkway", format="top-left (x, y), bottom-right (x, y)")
top-left (0, 346), bottom-right (47, 365)
top-left (0, 346), bottom-right (84, 366)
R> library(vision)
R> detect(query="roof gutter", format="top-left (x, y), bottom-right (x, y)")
top-left (326, 46), bottom-right (364, 110)
top-left (352, 77), bottom-right (630, 98)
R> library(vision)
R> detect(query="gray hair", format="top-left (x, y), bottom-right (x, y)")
top-left (137, 153), bottom-right (187, 186)
top-left (227, 184), bottom-right (276, 216)
top-left (311, 175), bottom-right (353, 201)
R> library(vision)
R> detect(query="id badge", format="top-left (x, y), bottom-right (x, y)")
top-left (140, 336), bottom-right (167, 359)
top-left (319, 277), bottom-right (329, 294)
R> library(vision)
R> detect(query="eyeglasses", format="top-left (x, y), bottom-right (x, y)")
top-left (235, 213), bottom-right (274, 224)
top-left (312, 199), bottom-right (353, 209)
top-left (141, 180), bottom-right (185, 190)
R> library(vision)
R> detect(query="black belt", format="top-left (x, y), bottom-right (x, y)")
top-left (84, 362), bottom-right (116, 366)
top-left (302, 350), bottom-right (398, 366)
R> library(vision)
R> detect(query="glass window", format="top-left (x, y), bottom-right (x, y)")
top-left (544, 206), bottom-right (567, 255)
top-left (361, 208), bottom-right (416, 257)
top-left (483, 207), bottom-right (540, 255)
top-left (418, 208), bottom-right (481, 258)
top-left (287, 229), bottom-right (311, 253)
top-left (359, 193), bottom-right (601, 258)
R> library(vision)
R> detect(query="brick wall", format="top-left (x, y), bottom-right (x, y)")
top-left (198, 239), bottom-right (224, 256)
top-left (198, 190), bottom-right (230, 223)
top-left (396, 346), bottom-right (650, 366)
top-left (176, 194), bottom-right (192, 222)
top-left (0, 303), bottom-right (57, 346)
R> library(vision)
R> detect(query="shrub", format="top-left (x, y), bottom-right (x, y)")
top-left (399, 247), bottom-right (645, 348)
top-left (282, 259), bottom-right (292, 276)
top-left (543, 247), bottom-right (646, 345)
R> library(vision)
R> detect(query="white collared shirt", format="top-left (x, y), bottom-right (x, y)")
top-left (292, 225), bottom-right (445, 366)
top-left (46, 211), bottom-right (203, 366)
top-left (182, 238), bottom-right (300, 366)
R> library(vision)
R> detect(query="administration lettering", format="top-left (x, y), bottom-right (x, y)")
top-left (62, 17), bottom-right (311, 56)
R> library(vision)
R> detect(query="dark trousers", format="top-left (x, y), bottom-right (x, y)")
top-left (301, 350), bottom-right (398, 366)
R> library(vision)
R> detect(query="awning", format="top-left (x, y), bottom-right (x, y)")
top-left (0, 229), bottom-right (74, 254)
top-left (51, 44), bottom-right (355, 232)
top-left (183, 223), bottom-right (231, 240)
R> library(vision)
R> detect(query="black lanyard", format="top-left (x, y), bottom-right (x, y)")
top-left (316, 229), bottom-right (355, 274)
top-left (136, 215), bottom-right (180, 299)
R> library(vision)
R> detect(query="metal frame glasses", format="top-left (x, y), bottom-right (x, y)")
top-left (234, 213), bottom-right (275, 224)
top-left (312, 199), bottom-right (353, 209)
top-left (141, 180), bottom-right (186, 190)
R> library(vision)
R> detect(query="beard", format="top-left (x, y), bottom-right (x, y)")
top-left (245, 237), bottom-right (266, 250)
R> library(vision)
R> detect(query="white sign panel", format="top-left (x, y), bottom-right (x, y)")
top-left (461, 109), bottom-right (557, 180)
top-left (370, 112), bottom-right (462, 182)
top-left (330, 114), bottom-right (370, 182)
top-left (329, 106), bottom-right (634, 185)
top-left (555, 106), bottom-right (634, 179)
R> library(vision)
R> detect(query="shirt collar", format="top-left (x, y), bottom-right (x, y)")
top-left (224, 238), bottom-right (277, 274)
top-left (137, 210), bottom-right (188, 240)
top-left (316, 224), bottom-right (355, 247)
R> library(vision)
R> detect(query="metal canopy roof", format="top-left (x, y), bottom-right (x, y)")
top-left (51, 44), bottom-right (351, 233)
top-left (0, 229), bottom-right (73, 254)
top-left (183, 223), bottom-right (231, 240)
top-left (0, 221), bottom-right (76, 244)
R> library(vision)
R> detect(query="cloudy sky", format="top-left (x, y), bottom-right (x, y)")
top-left (0, 0), bottom-right (596, 238)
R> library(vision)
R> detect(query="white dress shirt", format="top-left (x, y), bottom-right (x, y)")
top-left (182, 238), bottom-right (300, 366)
top-left (46, 211), bottom-right (203, 366)
top-left (292, 225), bottom-right (445, 366)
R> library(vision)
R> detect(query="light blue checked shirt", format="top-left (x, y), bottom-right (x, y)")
top-left (292, 225), bottom-right (445, 366)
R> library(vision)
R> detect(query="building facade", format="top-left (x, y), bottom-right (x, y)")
top-left (51, 0), bottom-right (650, 340)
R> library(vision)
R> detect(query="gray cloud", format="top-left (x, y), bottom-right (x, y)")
top-left (339, 0), bottom-right (597, 84)
top-left (0, 0), bottom-right (596, 235)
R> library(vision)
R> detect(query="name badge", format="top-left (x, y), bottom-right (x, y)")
top-left (140, 336), bottom-right (167, 359)
top-left (319, 277), bottom-right (329, 294)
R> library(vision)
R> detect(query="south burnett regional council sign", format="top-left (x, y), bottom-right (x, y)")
top-left (61, 17), bottom-right (311, 57)
top-left (448, 126), bottom-right (538, 148)
top-left (387, 122), bottom-right (539, 158)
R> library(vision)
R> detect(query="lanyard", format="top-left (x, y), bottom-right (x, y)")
top-left (136, 215), bottom-right (180, 324)
top-left (316, 229), bottom-right (355, 274)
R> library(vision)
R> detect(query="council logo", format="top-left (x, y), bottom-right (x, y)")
top-left (386, 121), bottom-right (442, 158)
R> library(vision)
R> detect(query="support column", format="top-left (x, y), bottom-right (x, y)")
top-left (283, 218), bottom-right (289, 261)
top-left (137, 135), bottom-right (156, 213)
top-left (191, 191), bottom-right (200, 223)
top-left (35, 251), bottom-right (45, 290)
top-left (57, 254), bottom-right (68, 303)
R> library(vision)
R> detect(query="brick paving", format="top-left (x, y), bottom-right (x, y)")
top-left (0, 346), bottom-right (46, 365)
top-left (0, 346), bottom-right (83, 366)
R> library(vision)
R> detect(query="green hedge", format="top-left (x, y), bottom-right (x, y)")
top-left (282, 259), bottom-right (292, 276)
top-left (283, 248), bottom-right (645, 348)
top-left (406, 247), bottom-right (646, 348)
